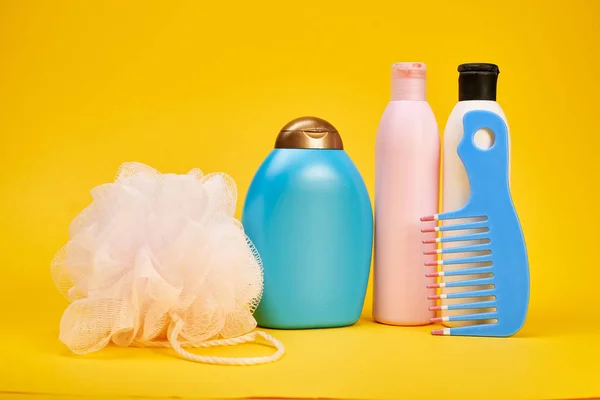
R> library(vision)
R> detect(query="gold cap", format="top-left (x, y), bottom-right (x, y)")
top-left (274, 116), bottom-right (343, 150)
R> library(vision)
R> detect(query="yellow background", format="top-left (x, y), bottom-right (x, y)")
top-left (1, 0), bottom-right (599, 399)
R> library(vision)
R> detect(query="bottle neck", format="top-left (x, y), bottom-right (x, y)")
top-left (390, 62), bottom-right (427, 101)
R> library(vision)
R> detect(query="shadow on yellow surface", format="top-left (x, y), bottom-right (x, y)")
top-left (2, 314), bottom-right (600, 399)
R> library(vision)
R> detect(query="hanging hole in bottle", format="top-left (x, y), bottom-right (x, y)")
top-left (473, 128), bottom-right (495, 150)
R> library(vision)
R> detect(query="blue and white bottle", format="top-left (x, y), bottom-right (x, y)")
top-left (242, 116), bottom-right (373, 329)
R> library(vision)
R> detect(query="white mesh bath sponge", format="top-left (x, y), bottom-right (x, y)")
top-left (51, 162), bottom-right (284, 365)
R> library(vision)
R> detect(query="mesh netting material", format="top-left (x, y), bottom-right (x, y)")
top-left (50, 162), bottom-right (283, 365)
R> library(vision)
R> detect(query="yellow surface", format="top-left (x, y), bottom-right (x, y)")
top-left (0, 0), bottom-right (598, 399)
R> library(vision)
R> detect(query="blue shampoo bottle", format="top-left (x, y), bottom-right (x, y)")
top-left (242, 116), bottom-right (373, 329)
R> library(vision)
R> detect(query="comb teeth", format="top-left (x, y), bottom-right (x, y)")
top-left (428, 288), bottom-right (495, 300)
top-left (438, 220), bottom-right (488, 232)
top-left (429, 300), bottom-right (496, 312)
top-left (420, 220), bottom-right (488, 234)
top-left (432, 311), bottom-right (498, 323)
top-left (430, 322), bottom-right (505, 336)
top-left (421, 214), bottom-right (495, 333)
top-left (420, 214), bottom-right (490, 245)
top-left (424, 254), bottom-right (492, 267)
top-left (426, 266), bottom-right (493, 278)
top-left (423, 248), bottom-right (442, 255)
top-left (422, 212), bottom-right (487, 222)
top-left (427, 277), bottom-right (494, 289)
top-left (421, 231), bottom-right (490, 244)
top-left (423, 243), bottom-right (490, 256)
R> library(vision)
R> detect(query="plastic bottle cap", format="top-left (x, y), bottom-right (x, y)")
top-left (274, 116), bottom-right (344, 150)
top-left (391, 62), bottom-right (427, 101)
top-left (458, 63), bottom-right (500, 101)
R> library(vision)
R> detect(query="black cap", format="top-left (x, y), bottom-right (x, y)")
top-left (458, 63), bottom-right (500, 101)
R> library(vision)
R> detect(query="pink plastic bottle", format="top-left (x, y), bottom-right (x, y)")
top-left (373, 62), bottom-right (440, 326)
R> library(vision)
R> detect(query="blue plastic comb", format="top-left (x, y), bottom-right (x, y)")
top-left (420, 109), bottom-right (530, 337)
